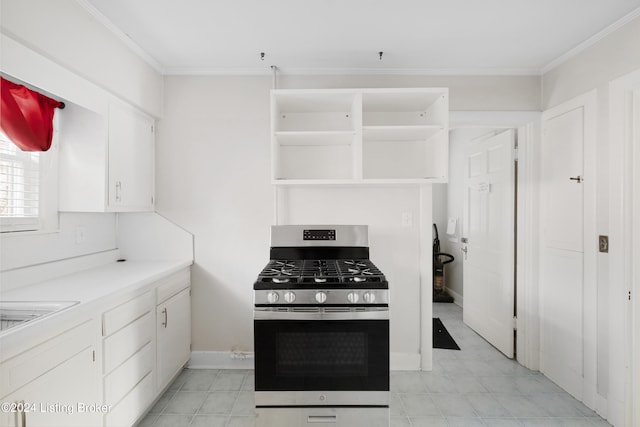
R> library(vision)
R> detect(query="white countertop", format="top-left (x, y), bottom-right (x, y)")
top-left (0, 259), bottom-right (192, 363)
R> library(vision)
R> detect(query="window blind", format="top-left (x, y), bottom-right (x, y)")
top-left (0, 131), bottom-right (40, 228)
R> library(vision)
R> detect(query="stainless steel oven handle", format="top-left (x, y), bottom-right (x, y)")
top-left (254, 308), bottom-right (388, 320)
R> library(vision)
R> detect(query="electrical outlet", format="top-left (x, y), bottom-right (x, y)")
top-left (599, 235), bottom-right (608, 253)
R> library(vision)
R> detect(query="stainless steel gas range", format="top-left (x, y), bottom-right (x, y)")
top-left (253, 225), bottom-right (390, 427)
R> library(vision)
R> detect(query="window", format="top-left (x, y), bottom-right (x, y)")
top-left (0, 124), bottom-right (58, 233)
top-left (0, 131), bottom-right (40, 230)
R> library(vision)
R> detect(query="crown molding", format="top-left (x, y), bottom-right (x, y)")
top-left (541, 7), bottom-right (640, 74)
top-left (163, 66), bottom-right (541, 77)
top-left (75, 0), bottom-right (165, 74)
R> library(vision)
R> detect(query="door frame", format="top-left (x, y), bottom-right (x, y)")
top-left (609, 69), bottom-right (640, 426)
top-left (515, 122), bottom-right (540, 370)
top-left (539, 90), bottom-right (598, 408)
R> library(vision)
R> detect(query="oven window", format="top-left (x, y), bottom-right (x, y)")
top-left (255, 319), bottom-right (389, 391)
top-left (277, 331), bottom-right (367, 377)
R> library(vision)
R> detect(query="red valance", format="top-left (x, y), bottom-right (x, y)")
top-left (0, 77), bottom-right (62, 152)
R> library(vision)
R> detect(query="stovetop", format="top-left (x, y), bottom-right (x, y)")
top-left (254, 259), bottom-right (388, 290)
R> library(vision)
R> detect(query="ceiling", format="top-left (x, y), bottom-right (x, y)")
top-left (80, 0), bottom-right (640, 75)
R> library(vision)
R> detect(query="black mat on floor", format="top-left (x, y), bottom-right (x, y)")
top-left (433, 318), bottom-right (460, 350)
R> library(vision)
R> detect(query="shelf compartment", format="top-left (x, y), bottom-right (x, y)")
top-left (362, 89), bottom-right (447, 127)
top-left (275, 131), bottom-right (356, 146)
top-left (274, 144), bottom-right (355, 181)
top-left (362, 134), bottom-right (447, 180)
top-left (363, 125), bottom-right (443, 142)
top-left (273, 91), bottom-right (358, 132)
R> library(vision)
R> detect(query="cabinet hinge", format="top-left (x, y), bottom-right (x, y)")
top-left (513, 316), bottom-right (518, 331)
top-left (151, 125), bottom-right (154, 133)
top-left (514, 146), bottom-right (519, 161)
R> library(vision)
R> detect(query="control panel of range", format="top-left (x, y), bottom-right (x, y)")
top-left (303, 229), bottom-right (336, 241)
top-left (254, 289), bottom-right (389, 306)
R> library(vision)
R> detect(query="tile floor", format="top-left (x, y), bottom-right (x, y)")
top-left (137, 303), bottom-right (611, 427)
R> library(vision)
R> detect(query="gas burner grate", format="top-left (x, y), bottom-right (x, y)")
top-left (255, 258), bottom-right (387, 288)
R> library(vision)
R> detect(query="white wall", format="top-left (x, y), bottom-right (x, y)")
top-left (541, 14), bottom-right (640, 425)
top-left (156, 76), bottom-right (273, 357)
top-left (155, 74), bottom-right (540, 367)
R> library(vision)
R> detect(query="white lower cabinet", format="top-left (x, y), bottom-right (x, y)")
top-left (101, 267), bottom-right (191, 426)
top-left (0, 320), bottom-right (100, 427)
top-left (101, 291), bottom-right (155, 427)
top-left (0, 268), bottom-right (191, 427)
top-left (156, 278), bottom-right (191, 391)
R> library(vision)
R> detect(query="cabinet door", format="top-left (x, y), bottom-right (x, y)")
top-left (108, 101), bottom-right (155, 211)
top-left (1, 347), bottom-right (99, 427)
top-left (156, 288), bottom-right (191, 390)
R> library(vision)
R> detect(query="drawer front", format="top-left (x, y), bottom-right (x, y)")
top-left (0, 320), bottom-right (94, 399)
top-left (104, 371), bottom-right (154, 427)
top-left (103, 311), bottom-right (153, 374)
top-left (156, 268), bottom-right (190, 305)
top-left (104, 341), bottom-right (154, 405)
top-left (103, 290), bottom-right (153, 337)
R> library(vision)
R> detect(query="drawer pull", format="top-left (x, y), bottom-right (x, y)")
top-left (308, 415), bottom-right (337, 423)
top-left (162, 308), bottom-right (168, 328)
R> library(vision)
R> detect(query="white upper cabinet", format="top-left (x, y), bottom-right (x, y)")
top-left (107, 101), bottom-right (155, 211)
top-left (58, 99), bottom-right (155, 212)
top-left (271, 88), bottom-right (448, 184)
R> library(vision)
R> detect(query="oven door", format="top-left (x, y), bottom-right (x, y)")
top-left (254, 309), bottom-right (389, 406)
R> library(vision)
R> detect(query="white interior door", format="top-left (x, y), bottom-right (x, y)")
top-left (540, 106), bottom-right (585, 400)
top-left (462, 129), bottom-right (515, 358)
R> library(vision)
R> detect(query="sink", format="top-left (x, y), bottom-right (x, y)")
top-left (0, 301), bottom-right (79, 333)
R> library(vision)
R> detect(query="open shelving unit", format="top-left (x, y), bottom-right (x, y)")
top-left (271, 88), bottom-right (448, 184)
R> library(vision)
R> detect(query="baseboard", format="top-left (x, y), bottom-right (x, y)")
top-left (189, 351), bottom-right (423, 372)
top-left (390, 352), bottom-right (421, 371)
top-left (445, 287), bottom-right (463, 307)
top-left (188, 351), bottom-right (255, 370)
top-left (603, 394), bottom-right (623, 427)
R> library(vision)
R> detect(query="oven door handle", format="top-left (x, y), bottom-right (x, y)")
top-left (254, 309), bottom-right (389, 320)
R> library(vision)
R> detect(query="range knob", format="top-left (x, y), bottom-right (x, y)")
top-left (267, 291), bottom-right (279, 304)
top-left (347, 291), bottom-right (359, 304)
top-left (284, 291), bottom-right (296, 303)
top-left (363, 292), bottom-right (376, 304)
top-left (315, 291), bottom-right (327, 304)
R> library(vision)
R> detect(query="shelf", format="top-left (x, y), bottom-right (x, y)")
top-left (362, 125), bottom-right (443, 142)
top-left (275, 131), bottom-right (356, 146)
top-left (271, 88), bottom-right (448, 184)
